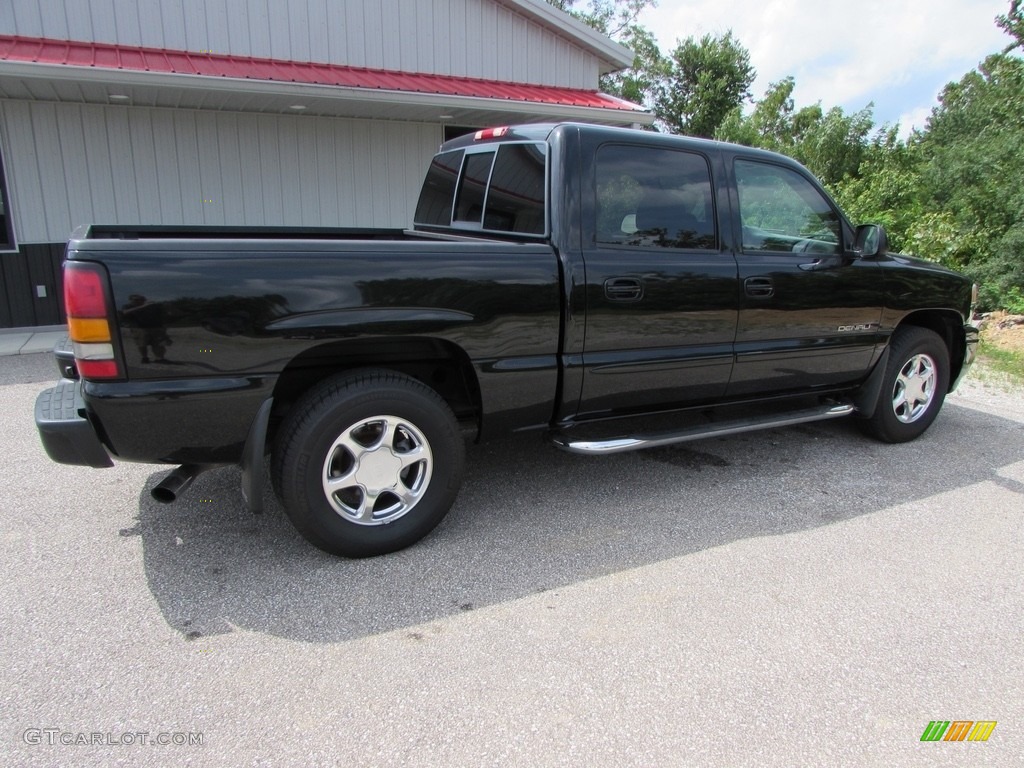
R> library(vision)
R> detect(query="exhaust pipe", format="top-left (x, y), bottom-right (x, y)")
top-left (151, 464), bottom-right (206, 504)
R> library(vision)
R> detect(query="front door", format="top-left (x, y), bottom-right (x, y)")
top-left (728, 157), bottom-right (883, 397)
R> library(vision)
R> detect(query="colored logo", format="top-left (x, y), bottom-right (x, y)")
top-left (920, 721), bottom-right (997, 742)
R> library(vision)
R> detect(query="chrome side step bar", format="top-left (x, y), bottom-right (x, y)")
top-left (550, 403), bottom-right (855, 456)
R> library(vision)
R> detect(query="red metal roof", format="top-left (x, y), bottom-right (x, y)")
top-left (0, 35), bottom-right (644, 112)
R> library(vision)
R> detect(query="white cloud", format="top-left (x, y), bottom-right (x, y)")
top-left (637, 0), bottom-right (1010, 124)
top-left (895, 105), bottom-right (934, 138)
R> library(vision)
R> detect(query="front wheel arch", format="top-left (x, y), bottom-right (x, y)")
top-left (857, 326), bottom-right (950, 443)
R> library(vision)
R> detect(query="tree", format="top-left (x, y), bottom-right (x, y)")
top-left (997, 0), bottom-right (1024, 52)
top-left (654, 32), bottom-right (754, 138)
top-left (916, 50), bottom-right (1024, 308)
top-left (546, 0), bottom-right (654, 39)
top-left (832, 128), bottom-right (923, 253)
top-left (546, 2), bottom-right (754, 139)
top-left (716, 78), bottom-right (874, 188)
top-left (599, 24), bottom-right (668, 105)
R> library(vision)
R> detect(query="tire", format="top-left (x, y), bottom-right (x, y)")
top-left (272, 369), bottom-right (464, 557)
top-left (858, 326), bottom-right (950, 443)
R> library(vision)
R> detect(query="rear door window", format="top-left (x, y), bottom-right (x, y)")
top-left (596, 144), bottom-right (717, 250)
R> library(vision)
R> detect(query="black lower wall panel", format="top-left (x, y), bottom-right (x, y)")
top-left (1, 243), bottom-right (66, 328)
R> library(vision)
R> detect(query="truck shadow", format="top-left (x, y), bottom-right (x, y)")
top-left (132, 399), bottom-right (1024, 643)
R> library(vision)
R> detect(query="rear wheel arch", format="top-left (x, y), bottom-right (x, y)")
top-left (267, 337), bottom-right (482, 444)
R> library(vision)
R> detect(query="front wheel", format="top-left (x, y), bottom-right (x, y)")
top-left (858, 327), bottom-right (950, 443)
top-left (272, 370), bottom-right (465, 557)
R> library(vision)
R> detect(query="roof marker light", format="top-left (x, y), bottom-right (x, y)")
top-left (474, 127), bottom-right (509, 140)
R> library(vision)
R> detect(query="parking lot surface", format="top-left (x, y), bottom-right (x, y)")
top-left (2, 352), bottom-right (1022, 766)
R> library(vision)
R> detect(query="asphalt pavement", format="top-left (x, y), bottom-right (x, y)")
top-left (1, 352), bottom-right (1021, 766)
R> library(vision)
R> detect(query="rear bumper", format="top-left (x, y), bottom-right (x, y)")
top-left (35, 380), bottom-right (114, 468)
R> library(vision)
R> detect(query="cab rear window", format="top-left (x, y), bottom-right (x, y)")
top-left (414, 143), bottom-right (547, 236)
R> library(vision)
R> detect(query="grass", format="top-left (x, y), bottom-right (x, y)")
top-left (977, 339), bottom-right (1024, 382)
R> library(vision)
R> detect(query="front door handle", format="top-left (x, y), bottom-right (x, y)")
top-left (799, 256), bottom-right (845, 271)
top-left (744, 276), bottom-right (774, 298)
top-left (604, 277), bottom-right (644, 302)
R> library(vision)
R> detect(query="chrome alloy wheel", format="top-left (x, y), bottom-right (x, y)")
top-left (321, 415), bottom-right (433, 525)
top-left (891, 353), bottom-right (937, 424)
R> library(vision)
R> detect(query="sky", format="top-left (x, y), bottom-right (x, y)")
top-left (636, 0), bottom-right (1013, 135)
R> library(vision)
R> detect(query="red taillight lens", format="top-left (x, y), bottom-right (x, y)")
top-left (64, 265), bottom-right (108, 317)
top-left (77, 360), bottom-right (121, 379)
top-left (63, 261), bottom-right (122, 380)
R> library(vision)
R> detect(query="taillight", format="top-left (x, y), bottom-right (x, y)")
top-left (64, 261), bottom-right (122, 380)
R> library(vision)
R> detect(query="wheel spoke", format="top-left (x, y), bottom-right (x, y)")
top-left (377, 418), bottom-right (399, 452)
top-left (325, 463), bottom-right (357, 488)
top-left (326, 477), bottom-right (352, 492)
top-left (892, 389), bottom-right (907, 413)
top-left (396, 445), bottom-right (426, 470)
top-left (394, 486), bottom-right (419, 508)
top-left (338, 430), bottom-right (370, 458)
top-left (355, 488), bottom-right (381, 522)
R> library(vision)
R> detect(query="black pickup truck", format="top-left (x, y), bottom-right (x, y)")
top-left (36, 123), bottom-right (978, 557)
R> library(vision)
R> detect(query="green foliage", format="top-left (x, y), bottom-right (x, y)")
top-left (716, 79), bottom-right (874, 187)
top-left (831, 129), bottom-right (923, 253)
top-left (654, 32), bottom-right (755, 138)
top-left (546, 0), bottom-right (654, 38)
top-left (915, 50), bottom-right (1024, 308)
top-left (997, 0), bottom-right (1024, 52)
top-left (599, 25), bottom-right (668, 104)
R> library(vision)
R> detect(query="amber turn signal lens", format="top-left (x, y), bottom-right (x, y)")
top-left (67, 316), bottom-right (111, 343)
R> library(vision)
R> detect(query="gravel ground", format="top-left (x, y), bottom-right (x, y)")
top-left (1, 353), bottom-right (1022, 767)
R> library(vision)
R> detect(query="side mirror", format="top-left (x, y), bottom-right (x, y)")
top-left (854, 224), bottom-right (889, 258)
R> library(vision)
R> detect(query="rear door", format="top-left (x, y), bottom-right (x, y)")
top-left (727, 155), bottom-right (883, 396)
top-left (574, 140), bottom-right (739, 418)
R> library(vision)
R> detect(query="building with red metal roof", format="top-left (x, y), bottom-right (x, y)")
top-left (0, 0), bottom-right (651, 328)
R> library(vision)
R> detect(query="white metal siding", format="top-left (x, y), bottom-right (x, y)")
top-left (0, 0), bottom-right (599, 88)
top-left (0, 100), bottom-right (442, 243)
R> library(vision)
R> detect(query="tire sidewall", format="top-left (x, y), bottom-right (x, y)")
top-left (280, 374), bottom-right (464, 557)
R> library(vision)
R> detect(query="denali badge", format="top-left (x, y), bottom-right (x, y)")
top-left (837, 323), bottom-right (877, 332)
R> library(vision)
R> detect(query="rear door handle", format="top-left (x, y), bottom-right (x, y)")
top-left (604, 277), bottom-right (644, 302)
top-left (744, 276), bottom-right (774, 298)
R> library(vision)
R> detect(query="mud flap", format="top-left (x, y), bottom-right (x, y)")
top-left (851, 347), bottom-right (890, 420)
top-left (240, 397), bottom-right (273, 514)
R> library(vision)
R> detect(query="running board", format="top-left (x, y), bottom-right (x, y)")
top-left (550, 403), bottom-right (855, 456)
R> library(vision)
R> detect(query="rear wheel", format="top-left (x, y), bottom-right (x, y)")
top-left (272, 370), bottom-right (464, 557)
top-left (859, 327), bottom-right (950, 443)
